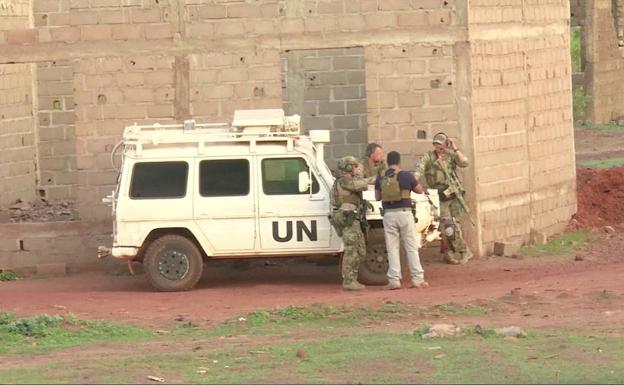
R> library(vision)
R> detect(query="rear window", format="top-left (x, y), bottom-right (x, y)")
top-left (130, 162), bottom-right (188, 199)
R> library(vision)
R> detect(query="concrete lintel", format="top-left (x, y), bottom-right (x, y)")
top-left (0, 28), bottom-right (467, 64)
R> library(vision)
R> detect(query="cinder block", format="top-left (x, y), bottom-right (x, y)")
top-left (36, 263), bottom-right (67, 276)
top-left (112, 24), bottom-right (143, 40)
top-left (81, 25), bottom-right (112, 41)
top-left (364, 13), bottom-right (397, 29)
top-left (379, 0), bottom-right (411, 11)
top-left (317, 1), bottom-right (343, 14)
top-left (333, 56), bottom-right (362, 70)
top-left (197, 5), bottom-right (226, 19)
top-left (145, 23), bottom-right (172, 40)
top-left (227, 3), bottom-right (261, 18)
top-left (280, 19), bottom-right (305, 34)
top-left (303, 57), bottom-right (331, 71)
top-left (6, 29), bottom-right (38, 45)
top-left (131, 8), bottom-right (162, 23)
top-left (398, 92), bottom-right (425, 107)
top-left (215, 21), bottom-right (245, 36)
top-left (99, 10), bottom-right (125, 24)
top-left (70, 11), bottom-right (98, 25)
top-left (493, 241), bottom-right (522, 256)
top-left (341, 15), bottom-right (366, 31)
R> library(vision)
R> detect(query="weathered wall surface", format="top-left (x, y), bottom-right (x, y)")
top-left (584, 0), bottom-right (624, 123)
top-left (0, 221), bottom-right (113, 274)
top-left (0, 0), bottom-right (36, 207)
top-left (365, 42), bottom-right (459, 167)
top-left (468, 0), bottom-right (576, 255)
top-left (36, 60), bottom-right (76, 201)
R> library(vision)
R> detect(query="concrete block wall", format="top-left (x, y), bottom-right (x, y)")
top-left (189, 50), bottom-right (282, 121)
top-left (0, 0), bottom-right (29, 29)
top-left (0, 1), bottom-right (36, 207)
top-left (570, 0), bottom-right (585, 26)
top-left (36, 60), bottom-right (77, 201)
top-left (73, 55), bottom-right (176, 219)
top-left (584, 0), bottom-right (624, 123)
top-left (468, 0), bottom-right (576, 255)
top-left (365, 43), bottom-right (458, 168)
top-left (0, 63), bottom-right (37, 207)
top-left (0, 221), bottom-right (113, 273)
top-left (282, 47), bottom-right (368, 167)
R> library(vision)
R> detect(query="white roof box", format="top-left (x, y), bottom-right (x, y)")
top-left (232, 109), bottom-right (285, 127)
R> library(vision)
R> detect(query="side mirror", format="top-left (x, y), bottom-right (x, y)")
top-left (298, 171), bottom-right (311, 193)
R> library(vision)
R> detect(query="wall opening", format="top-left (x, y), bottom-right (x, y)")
top-left (281, 47), bottom-right (368, 169)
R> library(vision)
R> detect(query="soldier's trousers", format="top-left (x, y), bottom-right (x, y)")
top-left (341, 220), bottom-right (366, 283)
top-left (439, 199), bottom-right (468, 259)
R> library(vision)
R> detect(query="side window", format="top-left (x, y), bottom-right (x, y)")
top-left (262, 158), bottom-right (320, 195)
top-left (200, 159), bottom-right (250, 197)
top-left (130, 162), bottom-right (188, 199)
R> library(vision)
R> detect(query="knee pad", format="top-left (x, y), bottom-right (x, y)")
top-left (440, 218), bottom-right (457, 240)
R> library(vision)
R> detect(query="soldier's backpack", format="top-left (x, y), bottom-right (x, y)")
top-left (380, 172), bottom-right (402, 202)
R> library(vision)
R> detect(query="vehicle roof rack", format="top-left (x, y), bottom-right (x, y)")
top-left (122, 109), bottom-right (302, 155)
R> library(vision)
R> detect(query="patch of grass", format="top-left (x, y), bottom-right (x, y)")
top-left (571, 26), bottom-right (582, 73)
top-left (436, 303), bottom-right (490, 316)
top-left (578, 121), bottom-right (624, 132)
top-left (0, 312), bottom-right (153, 355)
top-left (520, 230), bottom-right (588, 256)
top-left (2, 304), bottom-right (624, 384)
top-left (573, 86), bottom-right (590, 123)
top-left (0, 271), bottom-right (18, 281)
top-left (579, 157), bottom-right (624, 169)
top-left (207, 304), bottom-right (414, 337)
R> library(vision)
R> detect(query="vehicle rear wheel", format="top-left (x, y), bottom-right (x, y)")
top-left (144, 234), bottom-right (203, 292)
top-left (358, 228), bottom-right (389, 285)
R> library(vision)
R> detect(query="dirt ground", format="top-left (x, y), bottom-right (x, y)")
top-left (1, 127), bottom-right (624, 333)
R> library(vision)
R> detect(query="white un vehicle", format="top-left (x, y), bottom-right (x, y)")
top-left (98, 109), bottom-right (440, 291)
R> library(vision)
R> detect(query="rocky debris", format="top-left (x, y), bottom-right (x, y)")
top-left (5, 199), bottom-right (77, 223)
top-left (603, 225), bottom-right (616, 234)
top-left (421, 323), bottom-right (461, 339)
top-left (495, 326), bottom-right (527, 338)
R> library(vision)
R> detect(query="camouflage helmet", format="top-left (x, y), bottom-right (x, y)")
top-left (337, 156), bottom-right (359, 173)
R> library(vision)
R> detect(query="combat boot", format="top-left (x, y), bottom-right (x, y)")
top-left (342, 281), bottom-right (366, 291)
top-left (459, 250), bottom-right (473, 264)
top-left (444, 251), bottom-right (460, 265)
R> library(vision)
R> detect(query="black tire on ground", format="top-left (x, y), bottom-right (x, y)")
top-left (358, 228), bottom-right (389, 285)
top-left (143, 234), bottom-right (204, 292)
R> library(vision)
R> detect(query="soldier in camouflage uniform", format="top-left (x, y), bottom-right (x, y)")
top-left (416, 133), bottom-right (473, 265)
top-left (329, 156), bottom-right (369, 291)
top-left (361, 143), bottom-right (387, 184)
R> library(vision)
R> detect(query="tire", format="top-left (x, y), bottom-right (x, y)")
top-left (358, 228), bottom-right (389, 285)
top-left (143, 234), bottom-right (204, 292)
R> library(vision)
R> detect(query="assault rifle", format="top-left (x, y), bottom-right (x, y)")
top-left (437, 159), bottom-right (475, 226)
top-left (357, 193), bottom-right (369, 235)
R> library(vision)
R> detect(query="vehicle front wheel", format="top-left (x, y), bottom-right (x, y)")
top-left (358, 228), bottom-right (389, 285)
top-left (143, 234), bottom-right (203, 292)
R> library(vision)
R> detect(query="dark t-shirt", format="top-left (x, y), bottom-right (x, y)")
top-left (374, 169), bottom-right (418, 209)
